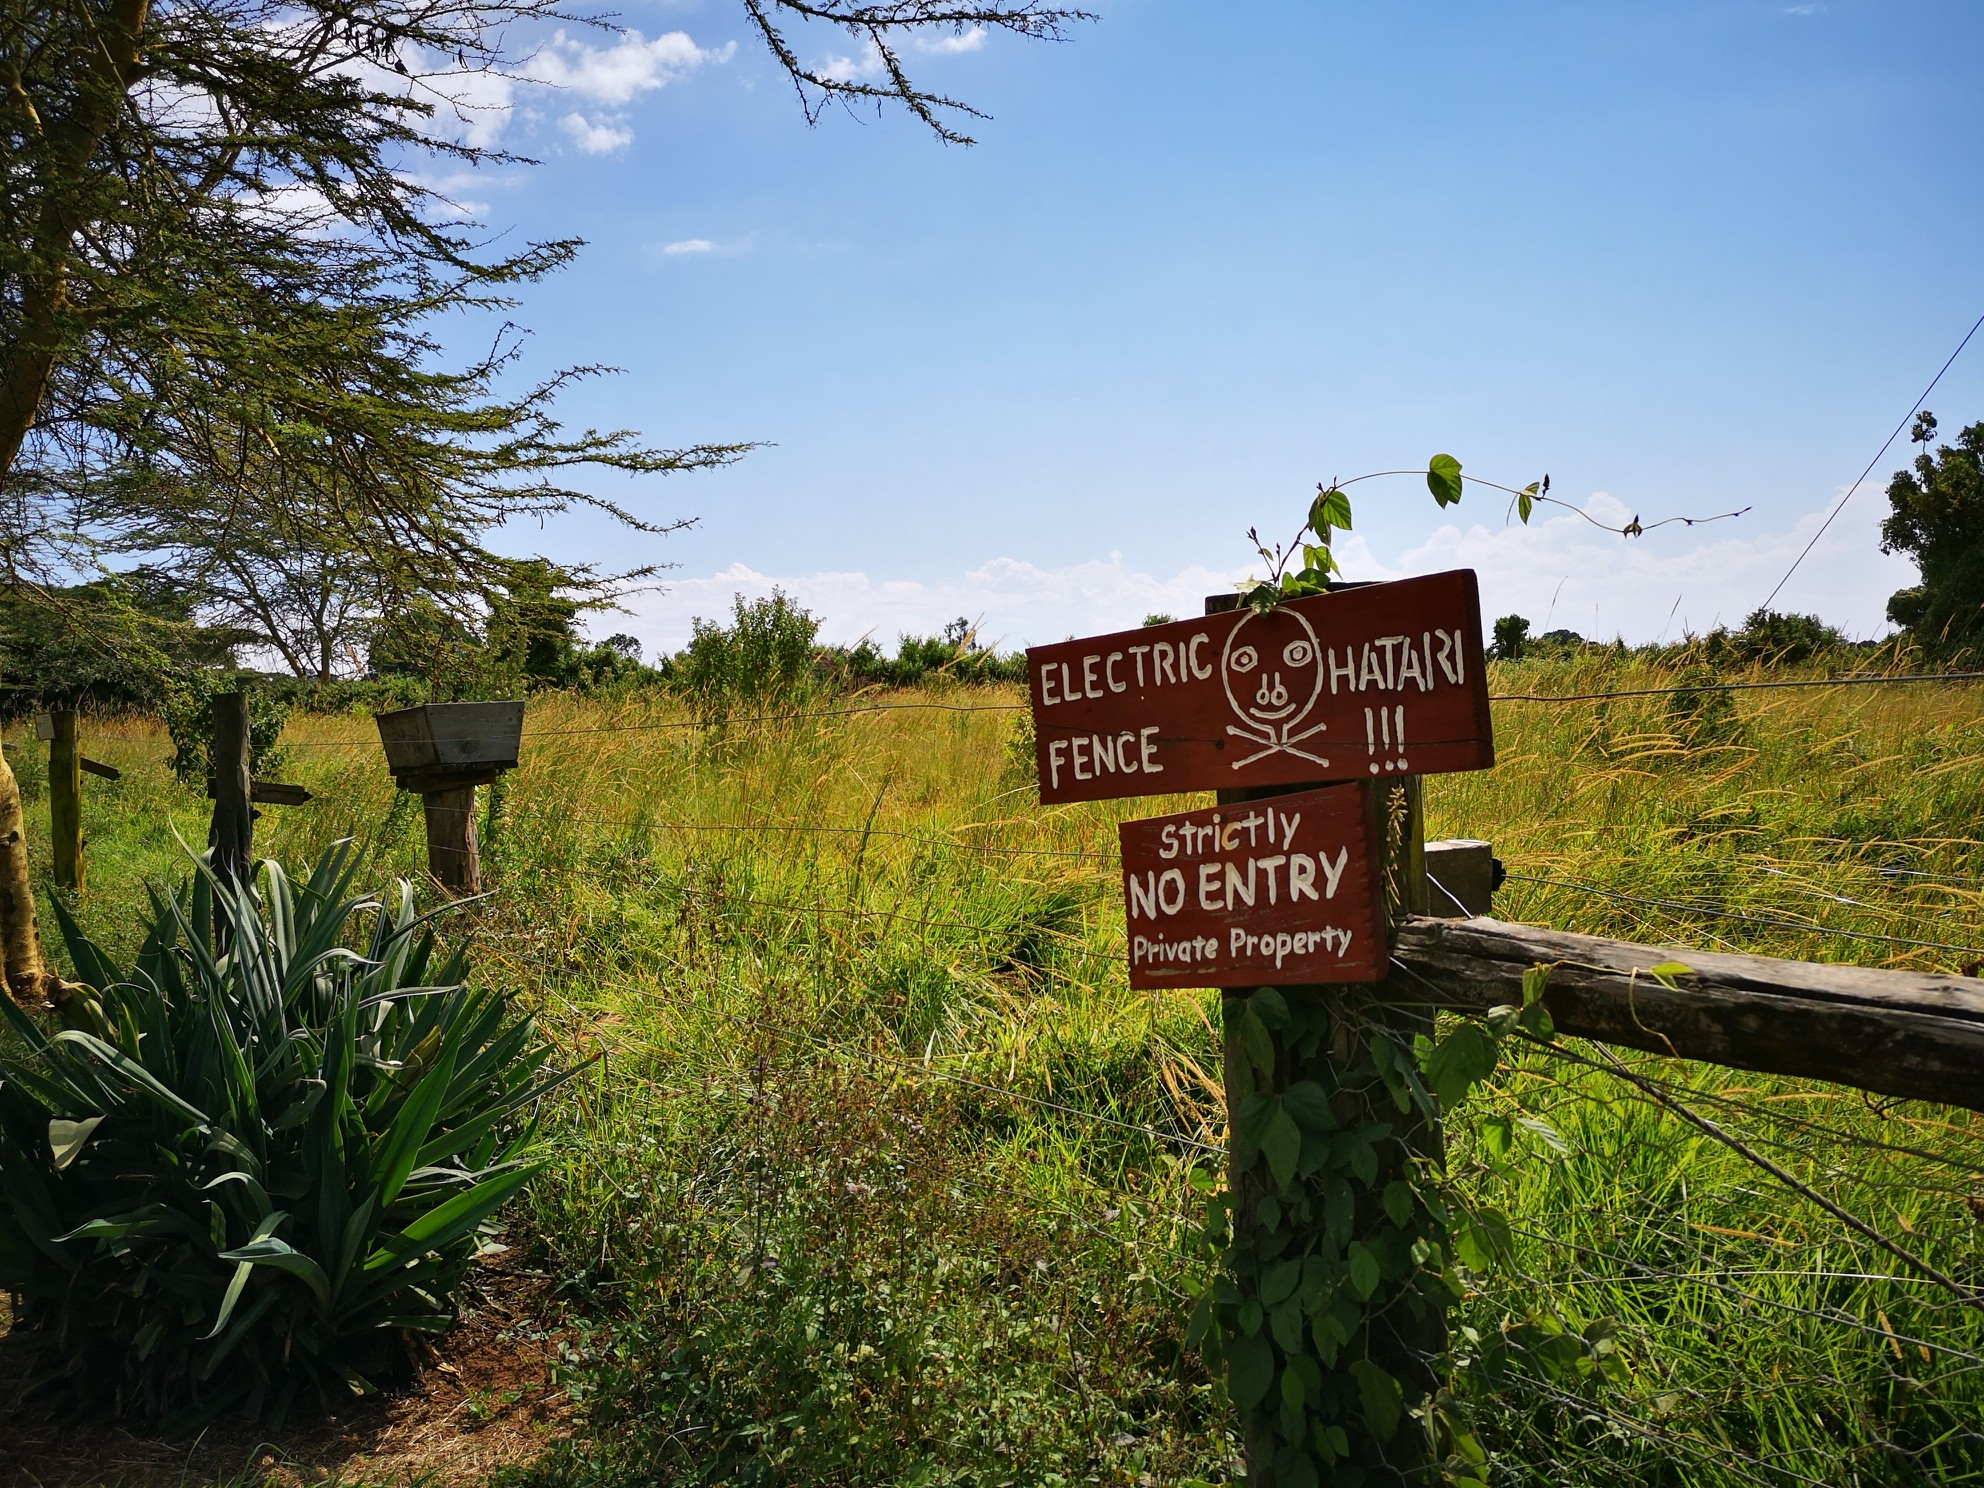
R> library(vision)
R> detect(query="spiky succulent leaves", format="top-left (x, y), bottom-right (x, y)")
top-left (0, 843), bottom-right (570, 1426)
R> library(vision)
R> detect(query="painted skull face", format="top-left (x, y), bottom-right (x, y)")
top-left (1221, 609), bottom-right (1325, 732)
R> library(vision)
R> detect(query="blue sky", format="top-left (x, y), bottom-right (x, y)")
top-left (435, 0), bottom-right (1984, 653)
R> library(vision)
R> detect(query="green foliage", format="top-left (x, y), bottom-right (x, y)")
top-left (1242, 482), bottom-right (1355, 615)
top-left (1882, 414), bottom-right (1984, 652)
top-left (510, 1054), bottom-right (1202, 1488)
top-left (1704, 608), bottom-right (1846, 666)
top-left (258, 672), bottom-right (433, 717)
top-left (819, 617), bottom-right (1029, 690)
top-left (1492, 614), bottom-right (1531, 661)
top-left (673, 590), bottom-right (825, 724)
top-left (0, 844), bottom-right (566, 1426)
top-left (0, 577), bottom-right (242, 714)
top-left (1427, 453), bottom-right (1466, 508)
top-left (1001, 706), bottom-right (1039, 788)
top-left (364, 564), bottom-right (662, 702)
top-left (161, 675), bottom-right (293, 786)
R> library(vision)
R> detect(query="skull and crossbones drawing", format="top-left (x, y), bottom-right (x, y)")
top-left (1220, 608), bottom-right (1330, 770)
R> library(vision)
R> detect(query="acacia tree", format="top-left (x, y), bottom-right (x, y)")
top-left (1882, 413), bottom-right (1984, 653)
top-left (0, 0), bottom-right (1091, 1006)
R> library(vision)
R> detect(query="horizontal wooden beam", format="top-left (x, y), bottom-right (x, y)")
top-left (204, 778), bottom-right (313, 806)
top-left (80, 757), bottom-right (120, 781)
top-left (1391, 915), bottom-right (1984, 1113)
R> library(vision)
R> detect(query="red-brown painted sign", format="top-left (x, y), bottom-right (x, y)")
top-left (1027, 570), bottom-right (1492, 805)
top-left (1118, 784), bottom-right (1386, 988)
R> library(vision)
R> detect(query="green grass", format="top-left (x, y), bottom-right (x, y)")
top-left (17, 662), bottom-right (1984, 1485)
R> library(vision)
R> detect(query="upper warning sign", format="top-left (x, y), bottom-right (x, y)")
top-left (1026, 570), bottom-right (1492, 804)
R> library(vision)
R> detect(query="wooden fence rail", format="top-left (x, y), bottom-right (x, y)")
top-left (1393, 914), bottom-right (1984, 1113)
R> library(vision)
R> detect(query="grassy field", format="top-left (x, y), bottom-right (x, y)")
top-left (18, 653), bottom-right (1984, 1486)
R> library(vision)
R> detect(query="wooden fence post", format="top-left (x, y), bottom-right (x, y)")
top-left (208, 692), bottom-right (253, 896)
top-left (421, 785), bottom-right (481, 897)
top-left (1206, 595), bottom-right (1446, 1487)
top-left (375, 701), bottom-right (523, 899)
top-left (48, 710), bottom-right (82, 893)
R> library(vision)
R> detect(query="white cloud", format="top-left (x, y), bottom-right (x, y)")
top-left (416, 29), bottom-right (732, 155)
top-left (819, 40), bottom-right (886, 83)
top-left (559, 111), bottom-right (635, 154)
top-left (620, 557), bottom-right (1249, 654)
top-left (913, 26), bottom-right (988, 55)
top-left (1337, 489), bottom-right (1910, 643)
top-left (646, 234), bottom-right (755, 260)
top-left (526, 29), bottom-right (731, 105)
top-left (616, 492), bottom-right (1914, 658)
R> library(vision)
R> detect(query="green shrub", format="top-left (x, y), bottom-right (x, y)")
top-left (0, 844), bottom-right (570, 1427)
top-left (162, 673), bottom-right (292, 785)
top-left (673, 590), bottom-right (824, 723)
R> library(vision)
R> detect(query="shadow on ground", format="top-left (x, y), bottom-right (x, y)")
top-left (0, 1251), bottom-right (571, 1488)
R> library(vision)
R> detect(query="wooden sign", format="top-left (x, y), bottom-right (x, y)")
top-left (1027, 570), bottom-right (1492, 805)
top-left (1118, 784), bottom-right (1386, 988)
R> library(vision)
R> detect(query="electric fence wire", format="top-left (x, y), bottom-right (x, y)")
top-left (1502, 870), bottom-right (1984, 960)
top-left (265, 665), bottom-right (1984, 748)
top-left (1760, 308), bottom-right (1984, 613)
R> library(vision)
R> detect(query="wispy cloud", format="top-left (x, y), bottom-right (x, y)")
top-left (1783, 3), bottom-right (1826, 14)
top-left (913, 26), bottom-right (988, 55)
top-left (644, 233), bottom-right (755, 261)
top-left (618, 556), bottom-right (1248, 655)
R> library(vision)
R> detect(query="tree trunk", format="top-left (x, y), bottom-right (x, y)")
top-left (0, 749), bottom-right (53, 1011)
top-left (0, 0), bottom-right (153, 478)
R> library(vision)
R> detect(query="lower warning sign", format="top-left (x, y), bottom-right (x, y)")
top-left (1116, 784), bottom-right (1386, 989)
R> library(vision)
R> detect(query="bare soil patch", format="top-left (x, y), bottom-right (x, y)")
top-left (0, 1253), bottom-right (573, 1488)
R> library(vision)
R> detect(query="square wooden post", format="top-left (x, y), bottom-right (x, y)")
top-left (208, 692), bottom-right (254, 897)
top-left (421, 785), bottom-right (482, 896)
top-left (48, 710), bottom-right (82, 893)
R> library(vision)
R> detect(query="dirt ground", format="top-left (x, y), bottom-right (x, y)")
top-left (0, 1253), bottom-right (574, 1488)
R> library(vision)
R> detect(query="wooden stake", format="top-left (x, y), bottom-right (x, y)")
top-left (48, 710), bottom-right (82, 893)
top-left (208, 692), bottom-right (253, 896)
top-left (421, 785), bottom-right (481, 896)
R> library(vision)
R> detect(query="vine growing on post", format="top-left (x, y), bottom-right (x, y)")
top-left (1192, 459), bottom-right (1734, 1484)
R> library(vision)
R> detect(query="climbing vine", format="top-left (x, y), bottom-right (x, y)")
top-left (1186, 875), bottom-right (1556, 1486)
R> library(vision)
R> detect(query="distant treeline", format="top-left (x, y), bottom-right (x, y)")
top-left (0, 583), bottom-right (1027, 720)
top-left (1488, 607), bottom-right (1890, 668)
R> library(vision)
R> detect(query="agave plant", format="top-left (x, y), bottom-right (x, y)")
top-left (0, 842), bottom-right (573, 1426)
